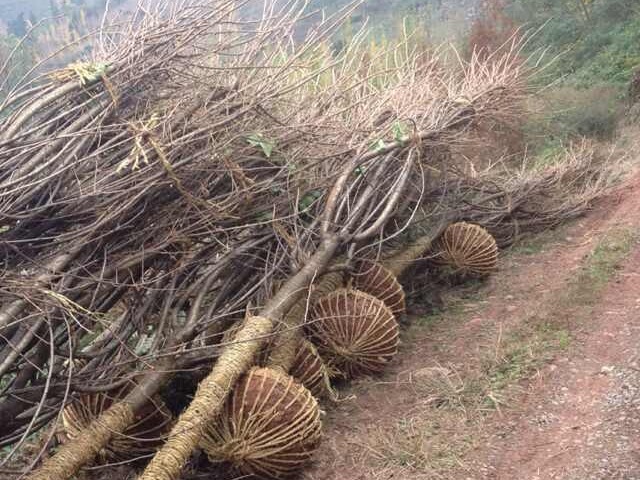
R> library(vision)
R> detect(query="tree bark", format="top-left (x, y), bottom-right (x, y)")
top-left (266, 270), bottom-right (344, 373)
top-left (138, 237), bottom-right (340, 480)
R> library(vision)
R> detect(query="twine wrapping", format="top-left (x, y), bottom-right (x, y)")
top-left (262, 337), bottom-right (336, 399)
top-left (138, 315), bottom-right (274, 480)
top-left (289, 339), bottom-right (335, 399)
top-left (351, 259), bottom-right (406, 316)
top-left (28, 402), bottom-right (135, 480)
top-left (267, 272), bottom-right (344, 372)
top-left (431, 222), bottom-right (498, 276)
top-left (61, 389), bottom-right (172, 463)
top-left (306, 289), bottom-right (399, 379)
top-left (201, 367), bottom-right (321, 479)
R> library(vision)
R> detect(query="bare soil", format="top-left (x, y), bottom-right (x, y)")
top-left (303, 173), bottom-right (640, 480)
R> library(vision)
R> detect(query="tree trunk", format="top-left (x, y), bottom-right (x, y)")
top-left (267, 270), bottom-right (344, 373)
top-left (138, 237), bottom-right (340, 480)
top-left (384, 222), bottom-right (449, 278)
top-left (27, 403), bottom-right (135, 480)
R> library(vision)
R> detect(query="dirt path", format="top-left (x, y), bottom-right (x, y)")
top-left (474, 177), bottom-right (640, 480)
top-left (303, 174), bottom-right (640, 480)
top-left (478, 246), bottom-right (640, 480)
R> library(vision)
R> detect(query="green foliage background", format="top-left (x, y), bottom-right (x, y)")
top-left (508, 0), bottom-right (640, 87)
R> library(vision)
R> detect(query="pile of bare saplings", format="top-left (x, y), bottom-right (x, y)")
top-left (0, 2), bottom-right (617, 479)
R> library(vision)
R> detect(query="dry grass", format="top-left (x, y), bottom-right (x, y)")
top-left (368, 414), bottom-right (474, 473)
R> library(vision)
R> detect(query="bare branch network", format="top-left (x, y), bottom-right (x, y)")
top-left (0, 1), bottom-right (617, 479)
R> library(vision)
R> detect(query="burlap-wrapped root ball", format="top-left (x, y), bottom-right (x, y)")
top-left (201, 367), bottom-right (322, 480)
top-left (306, 288), bottom-right (399, 379)
top-left (351, 259), bottom-right (406, 316)
top-left (431, 222), bottom-right (498, 276)
top-left (61, 389), bottom-right (172, 463)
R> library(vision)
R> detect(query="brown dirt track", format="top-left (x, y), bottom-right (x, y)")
top-left (303, 173), bottom-right (640, 480)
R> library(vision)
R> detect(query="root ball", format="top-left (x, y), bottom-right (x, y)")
top-left (306, 289), bottom-right (399, 378)
top-left (61, 389), bottom-right (172, 463)
top-left (351, 259), bottom-right (406, 316)
top-left (200, 367), bottom-right (321, 479)
top-left (432, 222), bottom-right (498, 276)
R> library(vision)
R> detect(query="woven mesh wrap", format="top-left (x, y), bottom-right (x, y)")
top-left (201, 367), bottom-right (322, 480)
top-left (432, 222), bottom-right (498, 276)
top-left (306, 289), bottom-right (399, 378)
top-left (61, 389), bottom-right (172, 463)
top-left (352, 259), bottom-right (406, 316)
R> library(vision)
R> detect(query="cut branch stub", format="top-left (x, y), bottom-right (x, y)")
top-left (61, 389), bottom-right (173, 463)
top-left (200, 367), bottom-right (321, 480)
top-left (306, 289), bottom-right (399, 379)
top-left (351, 259), bottom-right (406, 316)
top-left (431, 222), bottom-right (498, 276)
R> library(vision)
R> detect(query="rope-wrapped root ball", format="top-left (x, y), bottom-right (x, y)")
top-left (290, 339), bottom-right (335, 399)
top-left (351, 259), bottom-right (406, 316)
top-left (306, 289), bottom-right (399, 379)
top-left (258, 331), bottom-right (334, 399)
top-left (200, 367), bottom-right (322, 480)
top-left (61, 389), bottom-right (172, 463)
top-left (431, 222), bottom-right (498, 276)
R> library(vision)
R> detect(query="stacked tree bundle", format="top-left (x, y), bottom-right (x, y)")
top-left (196, 221), bottom-right (499, 479)
top-left (0, 2), bottom-right (618, 480)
